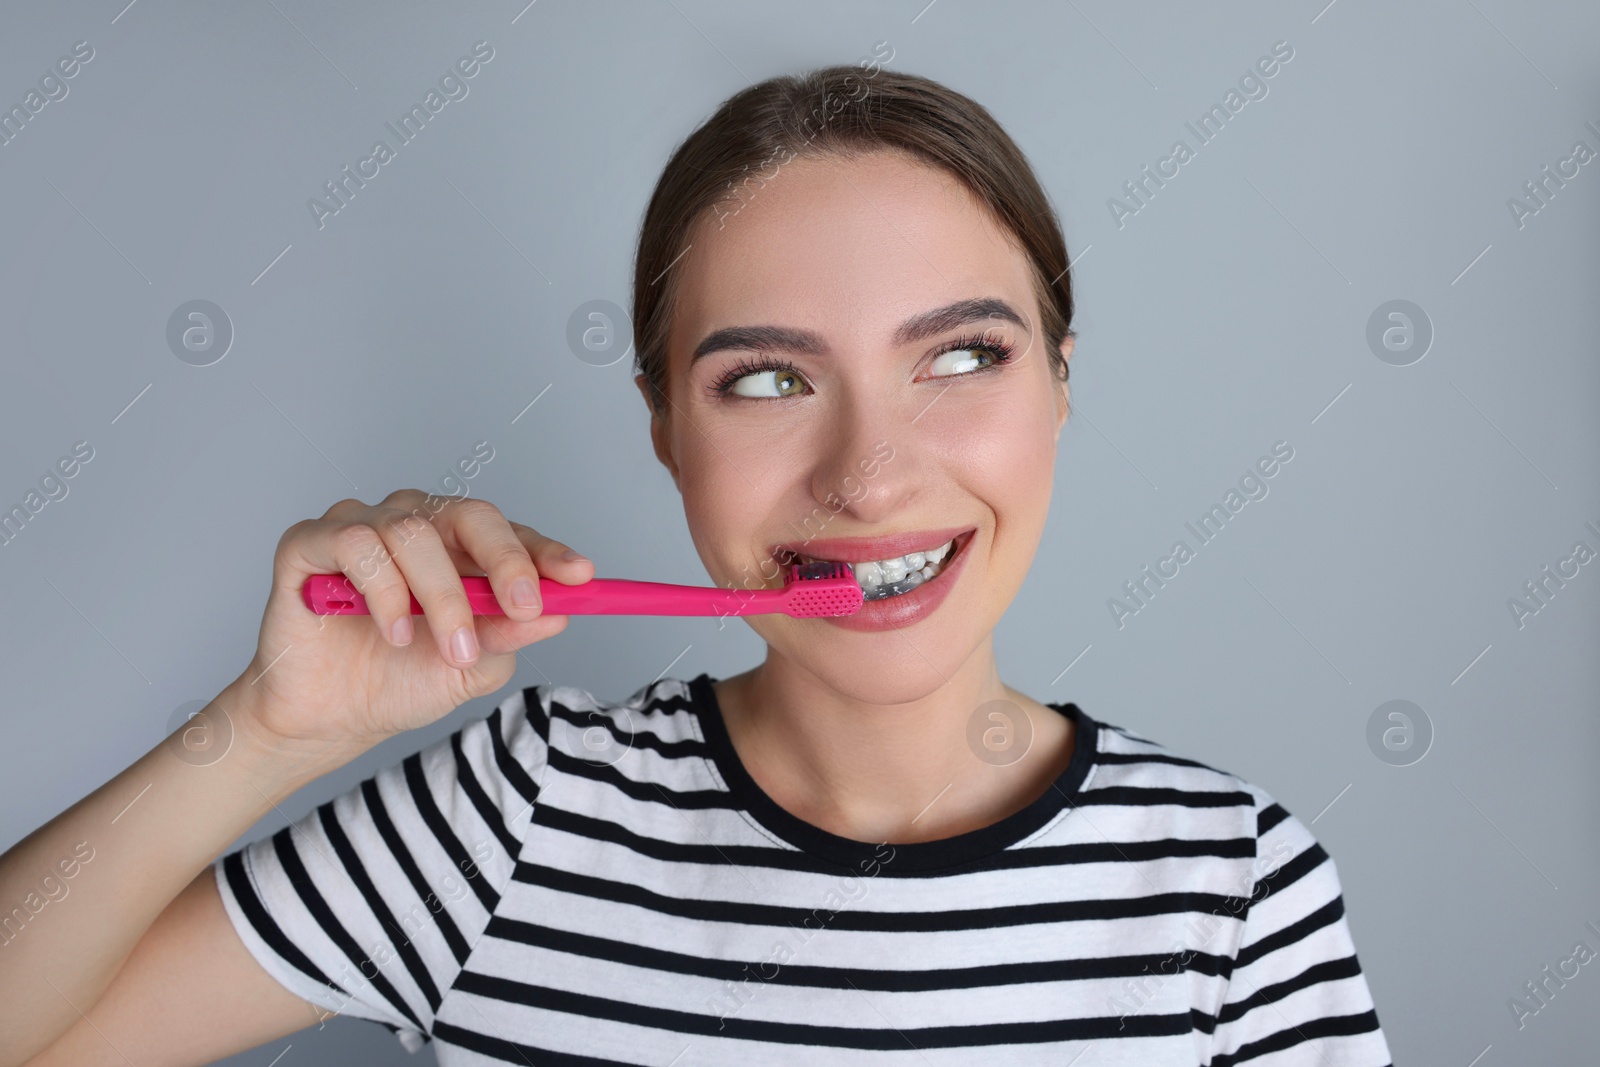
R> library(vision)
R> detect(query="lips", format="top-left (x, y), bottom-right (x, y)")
top-left (773, 525), bottom-right (978, 567)
top-left (819, 526), bottom-right (977, 632)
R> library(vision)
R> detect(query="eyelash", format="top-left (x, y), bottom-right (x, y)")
top-left (707, 333), bottom-right (1018, 399)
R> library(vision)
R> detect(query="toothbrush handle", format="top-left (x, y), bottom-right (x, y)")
top-left (302, 573), bottom-right (780, 617)
top-left (538, 577), bottom-right (774, 616)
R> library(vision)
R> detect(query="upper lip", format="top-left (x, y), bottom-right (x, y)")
top-left (773, 525), bottom-right (977, 565)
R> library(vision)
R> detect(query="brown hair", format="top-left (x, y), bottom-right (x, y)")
top-left (630, 62), bottom-right (1075, 417)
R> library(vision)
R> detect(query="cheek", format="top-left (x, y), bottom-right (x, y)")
top-left (923, 381), bottom-right (1058, 499)
top-left (960, 424), bottom-right (1055, 530)
top-left (676, 430), bottom-right (796, 580)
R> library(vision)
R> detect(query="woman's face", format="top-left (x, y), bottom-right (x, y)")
top-left (642, 149), bottom-right (1071, 704)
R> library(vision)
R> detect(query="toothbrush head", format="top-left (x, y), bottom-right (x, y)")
top-left (782, 561), bottom-right (865, 617)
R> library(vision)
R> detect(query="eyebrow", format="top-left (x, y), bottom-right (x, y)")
top-left (689, 297), bottom-right (1028, 362)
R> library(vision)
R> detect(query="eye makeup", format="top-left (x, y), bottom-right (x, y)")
top-left (706, 331), bottom-right (1020, 400)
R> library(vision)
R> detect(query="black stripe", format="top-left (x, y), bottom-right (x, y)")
top-left (1216, 955), bottom-right (1364, 1025)
top-left (547, 698), bottom-right (708, 761)
top-left (488, 702), bottom-right (541, 808)
top-left (270, 827), bottom-right (427, 1033)
top-left (431, 1019), bottom-right (661, 1065)
top-left (451, 729), bottom-right (520, 858)
top-left (221, 851), bottom-right (339, 992)
top-left (1247, 843), bottom-right (1328, 908)
top-left (361, 778), bottom-right (472, 964)
top-left (316, 803), bottom-right (443, 1012)
top-left (545, 744), bottom-right (736, 809)
top-left (515, 861), bottom-right (1249, 932)
top-left (1209, 1009), bottom-right (1382, 1066)
top-left (1077, 786), bottom-right (1256, 809)
top-left (452, 969), bottom-right (1192, 1047)
top-left (1096, 750), bottom-right (1221, 771)
top-left (484, 913), bottom-right (1234, 991)
top-left (1101, 722), bottom-right (1158, 746)
top-left (535, 802), bottom-right (1256, 876)
top-left (1258, 801), bottom-right (1290, 836)
top-left (1234, 896), bottom-right (1344, 971)
top-left (528, 687), bottom-right (554, 745)
top-left (403, 752), bottom-right (500, 912)
top-left (992, 835), bottom-right (1256, 872)
top-left (616, 685), bottom-right (696, 719)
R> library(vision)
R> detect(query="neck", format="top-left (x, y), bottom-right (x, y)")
top-left (713, 637), bottom-right (1074, 845)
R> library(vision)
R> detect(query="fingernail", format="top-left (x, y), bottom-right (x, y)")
top-left (509, 577), bottom-right (539, 609)
top-left (391, 616), bottom-right (413, 646)
top-left (451, 625), bottom-right (478, 664)
top-left (561, 549), bottom-right (590, 564)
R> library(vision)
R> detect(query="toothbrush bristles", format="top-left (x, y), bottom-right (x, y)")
top-left (790, 560), bottom-right (853, 583)
top-left (785, 561), bottom-right (865, 617)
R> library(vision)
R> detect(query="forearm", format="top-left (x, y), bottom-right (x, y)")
top-left (0, 671), bottom-right (366, 1067)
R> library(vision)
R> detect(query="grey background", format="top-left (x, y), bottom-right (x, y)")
top-left (1, 0), bottom-right (1596, 1063)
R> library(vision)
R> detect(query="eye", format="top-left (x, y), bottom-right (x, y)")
top-left (929, 347), bottom-right (996, 377)
top-left (731, 367), bottom-right (806, 398)
top-left (712, 357), bottom-right (809, 399)
top-left (927, 336), bottom-right (1016, 378)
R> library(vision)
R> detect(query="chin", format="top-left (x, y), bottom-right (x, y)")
top-left (748, 604), bottom-right (984, 707)
top-left (800, 651), bottom-right (964, 708)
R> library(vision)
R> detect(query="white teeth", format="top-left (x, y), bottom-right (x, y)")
top-left (800, 537), bottom-right (960, 600)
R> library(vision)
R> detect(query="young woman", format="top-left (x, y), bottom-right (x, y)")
top-left (1, 66), bottom-right (1391, 1065)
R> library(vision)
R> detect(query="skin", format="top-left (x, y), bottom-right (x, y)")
top-left (639, 148), bottom-right (1076, 845)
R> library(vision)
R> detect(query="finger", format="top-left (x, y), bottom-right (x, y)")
top-left (276, 516), bottom-right (415, 648)
top-left (321, 496), bottom-right (371, 521)
top-left (506, 521), bottom-right (595, 585)
top-left (476, 612), bottom-right (569, 657)
top-left (368, 510), bottom-right (481, 667)
top-left (333, 519), bottom-right (420, 649)
top-left (376, 487), bottom-right (472, 536)
top-left (429, 500), bottom-right (546, 622)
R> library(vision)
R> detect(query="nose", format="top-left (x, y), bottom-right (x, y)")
top-left (809, 400), bottom-right (920, 525)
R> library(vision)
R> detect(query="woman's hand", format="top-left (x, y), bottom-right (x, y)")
top-left (236, 490), bottom-right (593, 753)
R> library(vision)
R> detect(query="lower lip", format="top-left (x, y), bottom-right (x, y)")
top-left (818, 531), bottom-right (974, 633)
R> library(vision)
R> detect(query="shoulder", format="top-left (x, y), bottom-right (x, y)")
top-left (478, 674), bottom-right (709, 769)
top-left (1081, 711), bottom-right (1337, 896)
top-left (1089, 718), bottom-right (1396, 1058)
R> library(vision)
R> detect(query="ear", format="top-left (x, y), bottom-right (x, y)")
top-left (635, 373), bottom-right (682, 489)
top-left (1052, 334), bottom-right (1074, 440)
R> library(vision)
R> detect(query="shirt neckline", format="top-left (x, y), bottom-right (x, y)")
top-left (685, 672), bottom-right (1099, 874)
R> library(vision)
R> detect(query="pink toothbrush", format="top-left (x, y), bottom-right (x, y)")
top-left (301, 561), bottom-right (864, 619)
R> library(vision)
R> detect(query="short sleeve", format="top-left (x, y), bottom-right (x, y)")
top-left (1208, 791), bottom-right (1395, 1066)
top-left (211, 684), bottom-right (550, 1052)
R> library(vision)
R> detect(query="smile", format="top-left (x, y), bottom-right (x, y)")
top-left (795, 529), bottom-right (975, 601)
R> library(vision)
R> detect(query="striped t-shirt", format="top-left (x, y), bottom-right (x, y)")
top-left (212, 673), bottom-right (1392, 1065)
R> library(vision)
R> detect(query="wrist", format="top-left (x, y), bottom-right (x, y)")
top-left (211, 673), bottom-right (369, 798)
